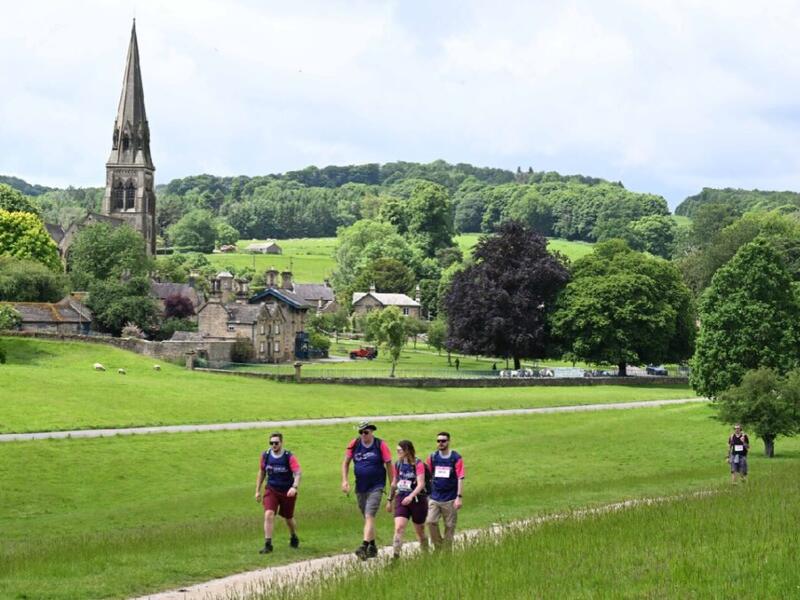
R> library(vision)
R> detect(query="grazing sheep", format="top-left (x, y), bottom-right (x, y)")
top-left (93, 363), bottom-right (106, 371)
top-left (118, 368), bottom-right (127, 375)
top-left (153, 364), bottom-right (161, 371)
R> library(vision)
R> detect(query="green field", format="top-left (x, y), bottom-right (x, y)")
top-left (267, 458), bottom-right (800, 600)
top-left (0, 338), bottom-right (696, 433)
top-left (205, 234), bottom-right (595, 282)
top-left (2, 402), bottom-right (783, 599)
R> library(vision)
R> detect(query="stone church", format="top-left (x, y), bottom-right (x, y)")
top-left (50, 21), bottom-right (156, 256)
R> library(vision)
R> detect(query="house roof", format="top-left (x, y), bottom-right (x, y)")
top-left (45, 223), bottom-right (65, 244)
top-left (169, 331), bottom-right (205, 341)
top-left (10, 298), bottom-right (92, 324)
top-left (150, 281), bottom-right (202, 308)
top-left (248, 287), bottom-right (310, 310)
top-left (226, 303), bottom-right (263, 324)
top-left (247, 241), bottom-right (281, 249)
top-left (352, 292), bottom-right (420, 307)
top-left (292, 283), bottom-right (335, 303)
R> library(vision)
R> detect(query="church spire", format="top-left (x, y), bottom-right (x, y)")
top-left (109, 19), bottom-right (153, 168)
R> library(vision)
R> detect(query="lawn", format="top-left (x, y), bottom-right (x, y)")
top-left (0, 337), bottom-right (697, 433)
top-left (2, 402), bottom-right (787, 599)
top-left (267, 457), bottom-right (800, 600)
top-left (456, 233), bottom-right (594, 262)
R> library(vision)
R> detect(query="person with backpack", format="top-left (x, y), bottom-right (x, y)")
top-left (385, 439), bottom-right (429, 559)
top-left (426, 431), bottom-right (465, 549)
top-left (728, 423), bottom-right (750, 483)
top-left (255, 432), bottom-right (301, 554)
top-left (341, 420), bottom-right (394, 560)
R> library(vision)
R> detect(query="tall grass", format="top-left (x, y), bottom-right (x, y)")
top-left (250, 459), bottom-right (800, 599)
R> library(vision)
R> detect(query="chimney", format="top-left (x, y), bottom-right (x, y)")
top-left (265, 267), bottom-right (278, 288)
top-left (369, 283), bottom-right (376, 294)
top-left (216, 271), bottom-right (234, 303)
top-left (281, 271), bottom-right (293, 290)
top-left (323, 278), bottom-right (331, 288)
top-left (415, 284), bottom-right (421, 303)
top-left (235, 278), bottom-right (249, 303)
top-left (188, 270), bottom-right (199, 289)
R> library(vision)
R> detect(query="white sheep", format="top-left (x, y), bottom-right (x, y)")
top-left (118, 368), bottom-right (127, 375)
top-left (93, 363), bottom-right (106, 371)
top-left (153, 364), bottom-right (161, 371)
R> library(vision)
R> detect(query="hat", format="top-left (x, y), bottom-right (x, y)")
top-left (357, 420), bottom-right (377, 432)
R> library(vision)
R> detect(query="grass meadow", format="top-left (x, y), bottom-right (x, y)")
top-left (205, 235), bottom-right (595, 282)
top-left (262, 458), bottom-right (800, 600)
top-left (0, 337), bottom-right (695, 433)
top-left (2, 402), bottom-right (783, 599)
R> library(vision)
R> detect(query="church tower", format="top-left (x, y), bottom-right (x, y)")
top-left (102, 20), bottom-right (156, 254)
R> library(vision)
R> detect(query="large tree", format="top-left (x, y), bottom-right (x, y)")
top-left (167, 209), bottom-right (217, 253)
top-left (444, 221), bottom-right (570, 369)
top-left (67, 222), bottom-right (152, 290)
top-left (691, 237), bottom-right (800, 398)
top-left (0, 184), bottom-right (40, 215)
top-left (0, 256), bottom-right (68, 302)
top-left (552, 240), bottom-right (695, 376)
top-left (87, 276), bottom-right (160, 336)
top-left (352, 257), bottom-right (416, 295)
top-left (365, 306), bottom-right (407, 377)
top-left (0, 209), bottom-right (61, 271)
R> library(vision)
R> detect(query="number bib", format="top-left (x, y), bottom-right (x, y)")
top-left (397, 479), bottom-right (412, 492)
top-left (734, 445), bottom-right (744, 452)
top-left (434, 466), bottom-right (451, 478)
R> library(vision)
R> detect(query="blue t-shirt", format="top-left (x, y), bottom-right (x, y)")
top-left (395, 458), bottom-right (425, 499)
top-left (350, 437), bottom-right (387, 493)
top-left (261, 450), bottom-right (295, 491)
top-left (429, 450), bottom-right (463, 502)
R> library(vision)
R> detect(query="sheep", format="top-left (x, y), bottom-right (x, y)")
top-left (153, 364), bottom-right (161, 371)
top-left (93, 363), bottom-right (106, 371)
top-left (118, 368), bottom-right (127, 375)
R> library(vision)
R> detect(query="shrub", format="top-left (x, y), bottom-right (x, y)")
top-left (230, 335), bottom-right (255, 363)
top-left (0, 303), bottom-right (22, 330)
top-left (121, 322), bottom-right (145, 339)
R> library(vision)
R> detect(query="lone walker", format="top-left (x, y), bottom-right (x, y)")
top-left (341, 420), bottom-right (394, 560)
top-left (728, 423), bottom-right (750, 483)
top-left (255, 432), bottom-right (301, 553)
top-left (426, 431), bottom-right (465, 549)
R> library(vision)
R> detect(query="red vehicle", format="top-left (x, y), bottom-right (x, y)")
top-left (349, 347), bottom-right (378, 360)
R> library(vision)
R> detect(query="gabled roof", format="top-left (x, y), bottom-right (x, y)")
top-left (249, 287), bottom-right (310, 310)
top-left (292, 283), bottom-right (335, 303)
top-left (225, 303), bottom-right (263, 324)
top-left (45, 223), bottom-right (65, 244)
top-left (352, 292), bottom-right (420, 307)
top-left (9, 297), bottom-right (92, 324)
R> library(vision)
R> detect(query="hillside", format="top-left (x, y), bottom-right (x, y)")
top-left (675, 187), bottom-right (800, 217)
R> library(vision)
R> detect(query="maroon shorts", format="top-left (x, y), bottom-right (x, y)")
top-left (262, 486), bottom-right (297, 519)
top-left (394, 495), bottom-right (428, 524)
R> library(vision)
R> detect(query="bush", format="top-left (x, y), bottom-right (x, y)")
top-left (0, 256), bottom-right (68, 302)
top-left (230, 335), bottom-right (255, 363)
top-left (309, 330), bottom-right (331, 352)
top-left (0, 304), bottom-right (22, 330)
top-left (164, 294), bottom-right (195, 319)
top-left (121, 322), bottom-right (145, 339)
top-left (0, 344), bottom-right (6, 364)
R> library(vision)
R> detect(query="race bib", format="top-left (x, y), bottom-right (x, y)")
top-left (434, 466), bottom-right (451, 478)
top-left (734, 445), bottom-right (744, 452)
top-left (397, 479), bottom-right (412, 492)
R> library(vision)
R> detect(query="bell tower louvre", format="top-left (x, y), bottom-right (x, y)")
top-left (101, 19), bottom-right (156, 255)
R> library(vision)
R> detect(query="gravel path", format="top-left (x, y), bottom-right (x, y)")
top-left (0, 398), bottom-right (704, 443)
top-left (131, 488), bottom-right (715, 600)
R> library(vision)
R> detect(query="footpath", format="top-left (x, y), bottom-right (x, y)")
top-left (0, 398), bottom-right (705, 442)
top-left (131, 489), bottom-right (717, 600)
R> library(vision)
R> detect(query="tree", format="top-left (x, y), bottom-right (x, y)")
top-left (365, 306), bottom-right (406, 377)
top-left (0, 256), bottom-right (68, 302)
top-left (627, 215), bottom-right (677, 258)
top-left (215, 220), bottom-right (240, 247)
top-left (230, 335), bottom-right (256, 363)
top-left (404, 317), bottom-right (428, 349)
top-left (716, 368), bottom-right (800, 457)
top-left (67, 223), bottom-right (152, 290)
top-left (87, 277), bottom-right (160, 336)
top-left (0, 303), bottom-right (22, 330)
top-left (167, 209), bottom-right (217, 253)
top-left (351, 257), bottom-right (415, 295)
top-left (552, 240), bottom-right (695, 376)
top-left (690, 202), bottom-right (740, 249)
top-left (445, 221), bottom-right (571, 369)
top-left (691, 237), bottom-right (800, 398)
top-left (406, 181), bottom-right (455, 257)
top-left (0, 209), bottom-right (61, 271)
top-left (0, 184), bottom-right (40, 215)
top-left (427, 318), bottom-right (447, 355)
top-left (164, 293), bottom-right (195, 319)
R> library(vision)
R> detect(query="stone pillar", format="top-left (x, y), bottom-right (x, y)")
top-left (294, 361), bottom-right (303, 382)
top-left (185, 351), bottom-right (196, 370)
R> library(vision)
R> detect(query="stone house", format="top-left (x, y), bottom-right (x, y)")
top-left (246, 240), bottom-right (282, 254)
top-left (7, 297), bottom-right (92, 334)
top-left (351, 285), bottom-right (422, 319)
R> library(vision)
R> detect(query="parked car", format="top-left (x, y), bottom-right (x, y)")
top-left (646, 364), bottom-right (668, 376)
top-left (349, 347), bottom-right (378, 360)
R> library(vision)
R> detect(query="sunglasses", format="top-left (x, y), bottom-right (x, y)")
top-left (269, 441), bottom-right (281, 446)
top-left (396, 447), bottom-right (403, 452)
top-left (437, 439), bottom-right (449, 443)
top-left (359, 430), bottom-right (372, 435)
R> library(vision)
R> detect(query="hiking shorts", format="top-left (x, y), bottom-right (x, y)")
top-left (357, 489), bottom-right (383, 517)
top-left (730, 454), bottom-right (748, 474)
top-left (263, 486), bottom-right (297, 519)
top-left (426, 498), bottom-right (458, 529)
top-left (394, 495), bottom-right (428, 524)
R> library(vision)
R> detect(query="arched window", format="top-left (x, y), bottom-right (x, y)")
top-left (124, 181), bottom-right (136, 210)
top-left (111, 183), bottom-right (124, 211)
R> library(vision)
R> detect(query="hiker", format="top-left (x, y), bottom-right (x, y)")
top-left (454, 357), bottom-right (460, 371)
top-left (255, 432), bottom-right (301, 554)
top-left (386, 439), bottom-right (429, 558)
top-left (728, 423), bottom-right (750, 483)
top-left (426, 431), bottom-right (465, 549)
top-left (342, 420), bottom-right (394, 560)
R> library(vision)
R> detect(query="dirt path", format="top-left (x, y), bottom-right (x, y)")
top-left (131, 489), bottom-right (716, 600)
top-left (0, 398), bottom-right (705, 442)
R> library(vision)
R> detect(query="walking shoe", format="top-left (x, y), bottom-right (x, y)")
top-left (366, 544), bottom-right (378, 559)
top-left (259, 541), bottom-right (273, 554)
top-left (290, 534), bottom-right (300, 548)
top-left (354, 545), bottom-right (368, 561)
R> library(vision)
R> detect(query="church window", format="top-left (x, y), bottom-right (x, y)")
top-left (124, 181), bottom-right (136, 210)
top-left (111, 183), bottom-right (124, 211)
top-left (122, 134), bottom-right (130, 151)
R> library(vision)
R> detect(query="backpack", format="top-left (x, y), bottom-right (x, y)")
top-left (395, 459), bottom-right (432, 496)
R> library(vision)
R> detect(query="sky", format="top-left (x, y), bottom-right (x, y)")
top-left (2, 0), bottom-right (800, 208)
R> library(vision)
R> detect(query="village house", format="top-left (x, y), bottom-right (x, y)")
top-left (351, 284), bottom-right (422, 319)
top-left (8, 297), bottom-right (92, 334)
top-left (246, 240), bottom-right (282, 254)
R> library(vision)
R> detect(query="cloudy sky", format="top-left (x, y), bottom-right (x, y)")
top-left (2, 0), bottom-right (800, 207)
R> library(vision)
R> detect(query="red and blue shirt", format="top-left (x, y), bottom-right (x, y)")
top-left (426, 450), bottom-right (465, 502)
top-left (346, 437), bottom-right (392, 493)
top-left (260, 450), bottom-right (301, 492)
top-left (395, 458), bottom-right (426, 498)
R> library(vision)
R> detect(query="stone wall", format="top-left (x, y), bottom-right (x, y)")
top-left (1, 330), bottom-right (234, 367)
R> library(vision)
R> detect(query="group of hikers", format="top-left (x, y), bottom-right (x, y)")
top-left (255, 421), bottom-right (465, 559)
